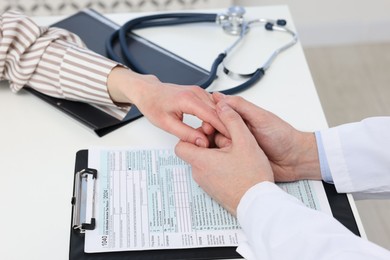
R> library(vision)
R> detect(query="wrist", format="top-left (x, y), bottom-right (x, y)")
top-left (293, 132), bottom-right (322, 180)
top-left (107, 66), bottom-right (146, 105)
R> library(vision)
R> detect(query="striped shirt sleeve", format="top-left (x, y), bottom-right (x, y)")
top-left (0, 10), bottom-right (129, 118)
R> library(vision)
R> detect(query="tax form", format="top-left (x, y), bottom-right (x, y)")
top-left (85, 147), bottom-right (331, 253)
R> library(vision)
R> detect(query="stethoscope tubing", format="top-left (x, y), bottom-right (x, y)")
top-left (106, 13), bottom-right (216, 74)
top-left (106, 12), bottom-right (296, 95)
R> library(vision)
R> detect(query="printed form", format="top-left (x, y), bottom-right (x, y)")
top-left (85, 147), bottom-right (331, 253)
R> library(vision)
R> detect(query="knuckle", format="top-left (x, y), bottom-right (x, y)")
top-left (145, 74), bottom-right (159, 82)
top-left (188, 85), bottom-right (202, 93)
top-left (189, 85), bottom-right (209, 97)
top-left (223, 109), bottom-right (238, 121)
top-left (176, 88), bottom-right (195, 100)
top-left (229, 95), bottom-right (243, 106)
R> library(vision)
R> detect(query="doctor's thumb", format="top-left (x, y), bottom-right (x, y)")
top-left (216, 100), bottom-right (250, 140)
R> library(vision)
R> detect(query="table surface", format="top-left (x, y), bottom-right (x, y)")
top-left (0, 5), bottom-right (361, 260)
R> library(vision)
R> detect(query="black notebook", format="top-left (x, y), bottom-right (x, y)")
top-left (26, 9), bottom-right (209, 137)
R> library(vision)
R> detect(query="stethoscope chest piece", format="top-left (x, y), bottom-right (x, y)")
top-left (217, 6), bottom-right (247, 36)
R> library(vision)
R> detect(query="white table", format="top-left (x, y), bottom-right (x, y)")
top-left (0, 5), bottom-right (363, 260)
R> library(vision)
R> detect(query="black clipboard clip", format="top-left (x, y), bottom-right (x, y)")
top-left (71, 168), bottom-right (97, 233)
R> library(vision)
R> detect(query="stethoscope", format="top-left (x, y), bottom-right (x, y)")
top-left (106, 6), bottom-right (298, 95)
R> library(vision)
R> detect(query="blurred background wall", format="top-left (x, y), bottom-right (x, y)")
top-left (0, 0), bottom-right (232, 16)
top-left (2, 0), bottom-right (390, 47)
top-left (239, 0), bottom-right (390, 46)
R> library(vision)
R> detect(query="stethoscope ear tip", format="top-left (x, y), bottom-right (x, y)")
top-left (265, 19), bottom-right (287, 30)
top-left (276, 19), bottom-right (287, 26)
top-left (265, 22), bottom-right (274, 31)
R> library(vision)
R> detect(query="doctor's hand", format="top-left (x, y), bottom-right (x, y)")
top-left (212, 92), bottom-right (322, 182)
top-left (175, 100), bottom-right (274, 216)
top-left (108, 67), bottom-right (228, 147)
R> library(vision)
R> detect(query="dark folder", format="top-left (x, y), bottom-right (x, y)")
top-left (70, 150), bottom-right (360, 260)
top-left (26, 9), bottom-right (209, 137)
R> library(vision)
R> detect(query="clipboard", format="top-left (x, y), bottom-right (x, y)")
top-left (26, 9), bottom-right (209, 137)
top-left (70, 150), bottom-right (242, 260)
top-left (70, 150), bottom-right (360, 260)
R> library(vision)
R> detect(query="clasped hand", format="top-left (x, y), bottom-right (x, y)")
top-left (108, 67), bottom-right (321, 216)
top-left (176, 92), bottom-right (322, 216)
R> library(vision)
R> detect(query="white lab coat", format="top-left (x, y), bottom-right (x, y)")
top-left (236, 117), bottom-right (390, 259)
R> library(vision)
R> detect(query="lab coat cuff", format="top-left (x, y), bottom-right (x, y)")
top-left (236, 182), bottom-right (280, 260)
top-left (236, 182), bottom-right (302, 259)
top-left (237, 181), bottom-right (283, 222)
top-left (236, 241), bottom-right (258, 260)
top-left (315, 131), bottom-right (334, 184)
top-left (320, 127), bottom-right (355, 193)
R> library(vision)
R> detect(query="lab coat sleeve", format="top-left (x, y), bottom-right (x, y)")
top-left (320, 117), bottom-right (390, 199)
top-left (236, 182), bottom-right (390, 260)
top-left (0, 10), bottom-right (129, 117)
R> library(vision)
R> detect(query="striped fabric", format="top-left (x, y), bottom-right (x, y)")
top-left (0, 10), bottom-right (129, 120)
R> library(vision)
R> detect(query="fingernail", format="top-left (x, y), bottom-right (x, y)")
top-left (195, 138), bottom-right (207, 148)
